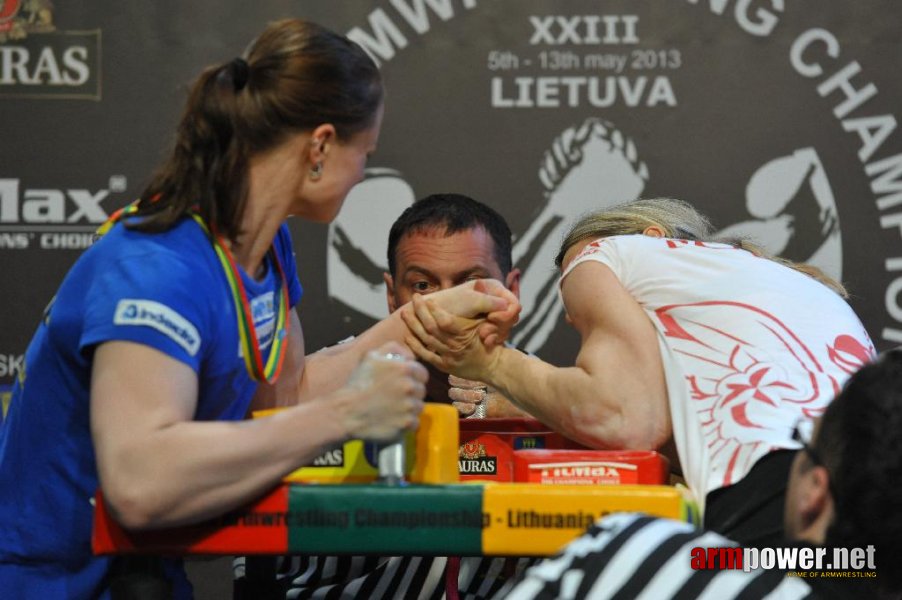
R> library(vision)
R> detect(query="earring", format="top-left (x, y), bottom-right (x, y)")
top-left (310, 162), bottom-right (323, 181)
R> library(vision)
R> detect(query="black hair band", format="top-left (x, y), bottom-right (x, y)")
top-left (229, 57), bottom-right (249, 92)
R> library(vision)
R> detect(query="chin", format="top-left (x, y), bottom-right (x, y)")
top-left (315, 213), bottom-right (339, 224)
top-left (293, 207), bottom-right (341, 224)
top-left (323, 200), bottom-right (347, 223)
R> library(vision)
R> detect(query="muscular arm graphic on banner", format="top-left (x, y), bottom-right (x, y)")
top-left (327, 168), bottom-right (416, 320)
top-left (512, 118), bottom-right (649, 353)
top-left (715, 148), bottom-right (842, 281)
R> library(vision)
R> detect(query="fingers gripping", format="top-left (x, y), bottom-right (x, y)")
top-left (344, 343), bottom-right (427, 441)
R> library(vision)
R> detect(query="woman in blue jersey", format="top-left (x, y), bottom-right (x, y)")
top-left (0, 18), bottom-right (515, 599)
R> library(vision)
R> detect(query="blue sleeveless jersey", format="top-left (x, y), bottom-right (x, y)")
top-left (0, 217), bottom-right (302, 598)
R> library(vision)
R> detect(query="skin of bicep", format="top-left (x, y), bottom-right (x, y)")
top-left (298, 309), bottom-right (410, 401)
top-left (560, 261), bottom-right (671, 449)
top-left (90, 341), bottom-right (199, 514)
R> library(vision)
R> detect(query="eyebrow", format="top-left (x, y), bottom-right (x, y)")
top-left (401, 266), bottom-right (493, 280)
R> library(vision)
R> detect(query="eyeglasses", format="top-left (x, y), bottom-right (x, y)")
top-left (791, 420), bottom-right (824, 467)
top-left (791, 419), bottom-right (838, 499)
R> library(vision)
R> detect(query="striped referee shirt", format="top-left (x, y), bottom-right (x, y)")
top-left (495, 513), bottom-right (824, 599)
top-left (234, 555), bottom-right (536, 599)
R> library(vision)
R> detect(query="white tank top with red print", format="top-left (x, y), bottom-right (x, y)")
top-left (560, 234), bottom-right (874, 514)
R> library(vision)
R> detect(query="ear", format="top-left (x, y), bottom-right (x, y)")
top-left (797, 465), bottom-right (834, 537)
top-left (642, 225), bottom-right (667, 238)
top-left (384, 272), bottom-right (399, 313)
top-left (308, 124), bottom-right (337, 163)
top-left (505, 268), bottom-right (522, 299)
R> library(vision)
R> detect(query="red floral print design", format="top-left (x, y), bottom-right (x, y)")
top-left (656, 301), bottom-right (871, 487)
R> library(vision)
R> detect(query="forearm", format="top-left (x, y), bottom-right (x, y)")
top-left (484, 346), bottom-right (668, 450)
top-left (486, 389), bottom-right (532, 418)
top-left (299, 309), bottom-right (408, 400)
top-left (481, 348), bottom-right (612, 446)
top-left (93, 337), bottom-right (425, 531)
top-left (299, 280), bottom-right (515, 401)
top-left (100, 391), bottom-right (353, 529)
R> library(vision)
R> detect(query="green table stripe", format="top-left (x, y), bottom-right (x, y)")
top-left (287, 484), bottom-right (485, 554)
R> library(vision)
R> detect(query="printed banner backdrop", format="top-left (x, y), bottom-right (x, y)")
top-left (2, 1), bottom-right (901, 387)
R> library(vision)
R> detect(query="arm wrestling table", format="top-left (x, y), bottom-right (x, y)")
top-left (92, 405), bottom-right (697, 598)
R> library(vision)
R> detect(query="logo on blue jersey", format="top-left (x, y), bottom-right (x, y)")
top-left (114, 299), bottom-right (200, 356)
top-left (250, 291), bottom-right (275, 349)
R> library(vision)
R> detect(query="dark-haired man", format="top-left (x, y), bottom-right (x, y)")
top-left (383, 192), bottom-right (528, 417)
top-left (235, 194), bottom-right (535, 599)
top-left (496, 351), bottom-right (902, 599)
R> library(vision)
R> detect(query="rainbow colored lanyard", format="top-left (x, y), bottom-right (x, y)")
top-left (96, 202), bottom-right (290, 384)
top-left (94, 201), bottom-right (139, 237)
top-left (190, 214), bottom-right (290, 384)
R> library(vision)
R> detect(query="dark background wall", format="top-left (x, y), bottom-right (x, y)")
top-left (1, 1), bottom-right (900, 596)
top-left (3, 2), bottom-right (901, 397)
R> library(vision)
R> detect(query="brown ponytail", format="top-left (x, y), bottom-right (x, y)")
top-left (130, 19), bottom-right (383, 243)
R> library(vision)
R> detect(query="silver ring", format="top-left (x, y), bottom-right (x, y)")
top-left (468, 402), bottom-right (487, 419)
top-left (382, 352), bottom-right (405, 361)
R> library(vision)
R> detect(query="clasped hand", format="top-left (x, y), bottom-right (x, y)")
top-left (401, 279), bottom-right (520, 382)
top-left (343, 342), bottom-right (428, 441)
top-left (447, 374), bottom-right (490, 418)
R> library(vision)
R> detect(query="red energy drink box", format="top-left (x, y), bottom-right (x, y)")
top-left (458, 418), bottom-right (586, 481)
top-left (513, 450), bottom-right (670, 485)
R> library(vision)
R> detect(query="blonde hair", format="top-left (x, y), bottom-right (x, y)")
top-left (555, 197), bottom-right (848, 298)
